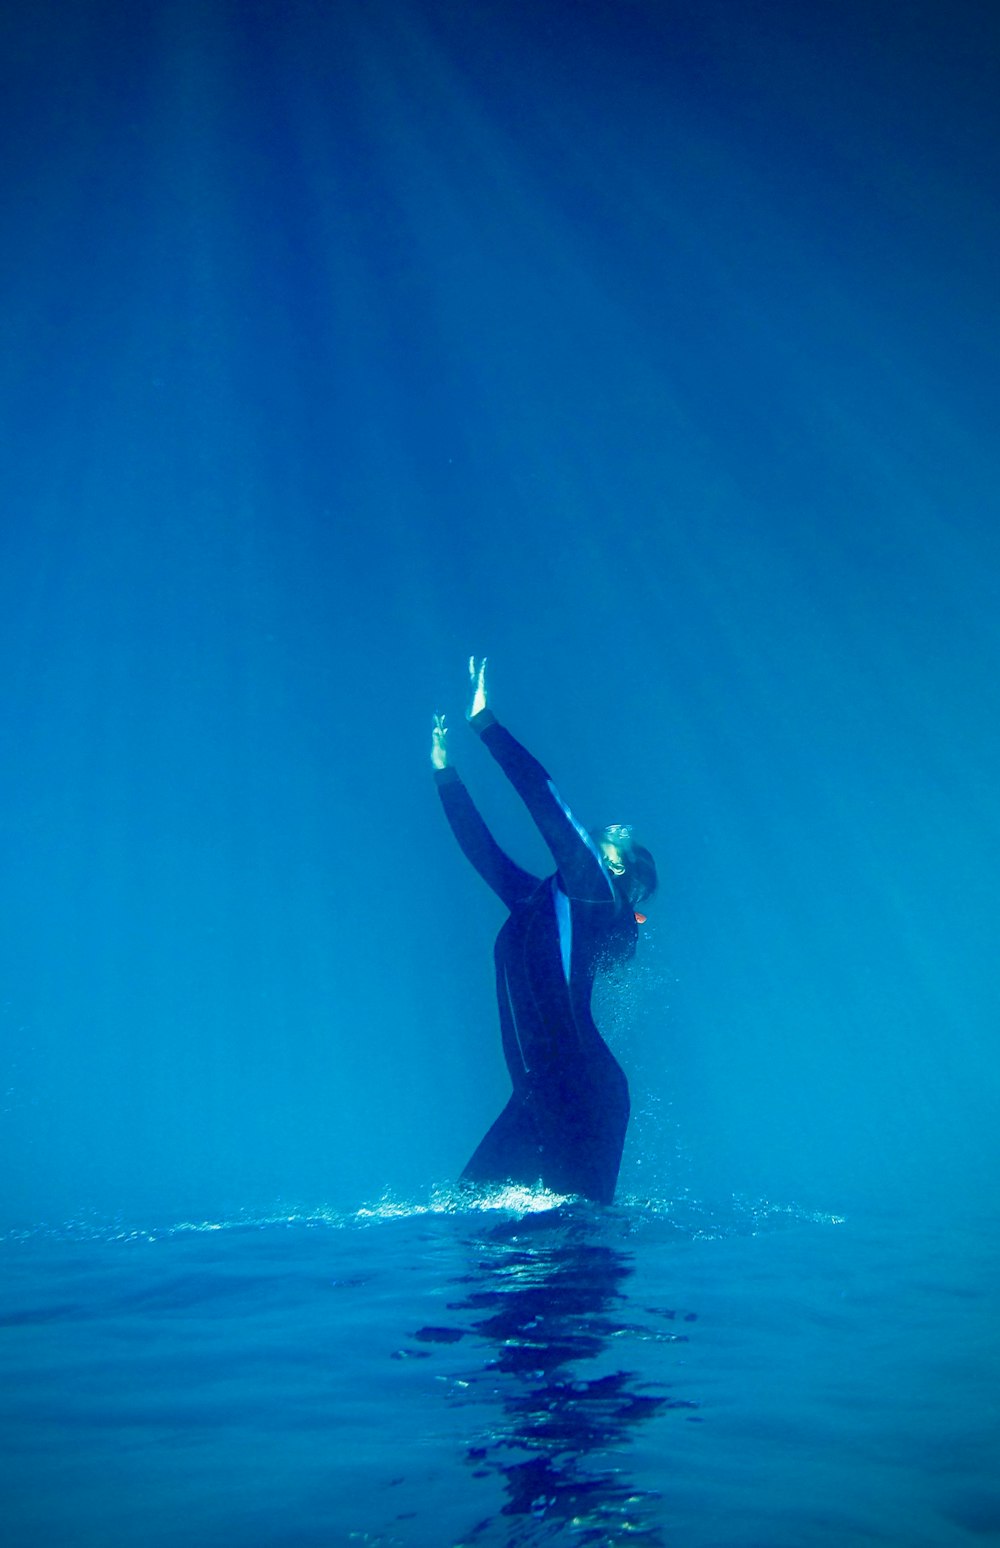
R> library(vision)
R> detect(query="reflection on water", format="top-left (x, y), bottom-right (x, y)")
top-left (406, 1204), bottom-right (699, 1546)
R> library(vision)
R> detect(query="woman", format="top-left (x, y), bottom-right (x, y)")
top-left (432, 658), bottom-right (656, 1204)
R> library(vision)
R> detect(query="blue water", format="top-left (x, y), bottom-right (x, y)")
top-left (3, 1193), bottom-right (997, 1547)
top-left (2, 2), bottom-right (999, 1541)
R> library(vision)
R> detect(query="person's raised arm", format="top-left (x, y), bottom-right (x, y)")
top-left (465, 658), bottom-right (614, 905)
top-left (431, 711), bottom-right (538, 910)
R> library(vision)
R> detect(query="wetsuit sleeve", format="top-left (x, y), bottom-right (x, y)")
top-left (469, 710), bottom-right (615, 904)
top-left (434, 765), bottom-right (539, 909)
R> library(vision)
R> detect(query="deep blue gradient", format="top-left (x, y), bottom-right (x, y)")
top-left (2, 0), bottom-right (999, 1229)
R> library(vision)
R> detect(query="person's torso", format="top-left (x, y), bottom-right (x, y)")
top-left (493, 875), bottom-right (635, 1086)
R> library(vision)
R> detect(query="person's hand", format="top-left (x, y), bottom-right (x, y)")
top-left (467, 656), bottom-right (488, 719)
top-left (431, 714), bottom-right (448, 770)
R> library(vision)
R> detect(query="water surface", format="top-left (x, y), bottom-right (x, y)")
top-left (3, 1194), bottom-right (996, 1546)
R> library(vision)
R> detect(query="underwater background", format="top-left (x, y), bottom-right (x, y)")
top-left (2, 1), bottom-right (998, 1543)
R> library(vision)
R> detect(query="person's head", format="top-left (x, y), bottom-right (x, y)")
top-left (594, 823), bottom-right (657, 907)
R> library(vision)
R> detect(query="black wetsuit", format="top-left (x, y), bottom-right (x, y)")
top-left (435, 709), bottom-right (637, 1204)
